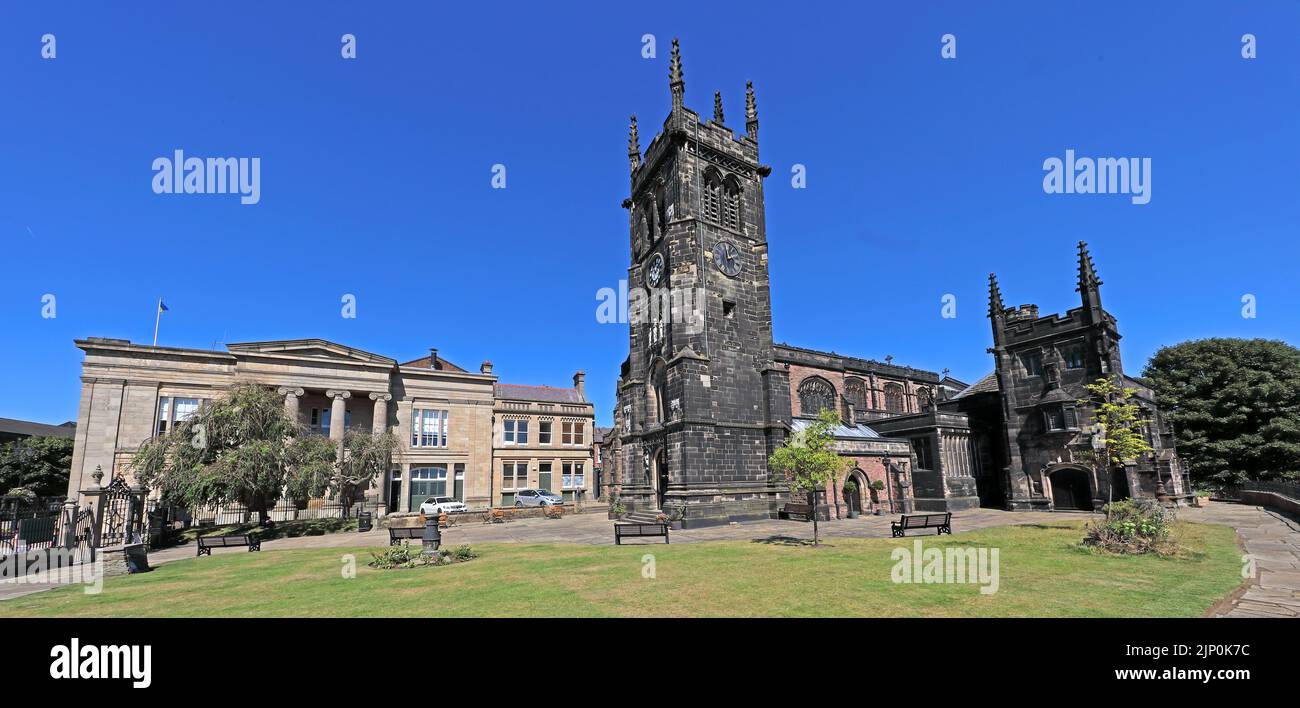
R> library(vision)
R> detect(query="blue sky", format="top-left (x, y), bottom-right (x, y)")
top-left (2, 1), bottom-right (1298, 427)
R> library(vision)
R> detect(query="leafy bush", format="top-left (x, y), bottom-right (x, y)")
top-left (367, 542), bottom-right (477, 570)
top-left (1084, 499), bottom-right (1173, 555)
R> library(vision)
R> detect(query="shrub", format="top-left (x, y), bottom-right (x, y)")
top-left (367, 542), bottom-right (477, 570)
top-left (1084, 499), bottom-right (1173, 555)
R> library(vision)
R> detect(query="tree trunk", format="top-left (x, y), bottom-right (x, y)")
top-left (811, 490), bottom-right (820, 546)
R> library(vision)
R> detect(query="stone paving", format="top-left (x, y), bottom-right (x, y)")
top-left (1182, 503), bottom-right (1300, 618)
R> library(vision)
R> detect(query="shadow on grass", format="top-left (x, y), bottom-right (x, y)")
top-left (750, 535), bottom-right (817, 547)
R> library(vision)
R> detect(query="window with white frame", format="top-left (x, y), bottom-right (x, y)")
top-left (411, 409), bottom-right (448, 447)
top-left (503, 419), bottom-right (530, 445)
top-left (538, 420), bottom-right (552, 445)
top-left (156, 396), bottom-right (202, 436)
top-left (562, 421), bottom-right (585, 446)
top-left (563, 462), bottom-right (585, 490)
top-left (502, 461), bottom-right (528, 489)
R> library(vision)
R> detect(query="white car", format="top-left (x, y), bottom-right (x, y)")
top-left (419, 496), bottom-right (467, 515)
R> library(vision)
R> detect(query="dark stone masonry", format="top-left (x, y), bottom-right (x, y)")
top-left (612, 41), bottom-right (1187, 523)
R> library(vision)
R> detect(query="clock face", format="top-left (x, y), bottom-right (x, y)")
top-left (646, 253), bottom-right (665, 287)
top-left (713, 240), bottom-right (742, 277)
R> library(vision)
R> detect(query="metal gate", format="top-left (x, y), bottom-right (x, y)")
top-left (98, 475), bottom-right (144, 547)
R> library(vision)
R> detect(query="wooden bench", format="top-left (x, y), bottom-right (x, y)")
top-left (544, 505), bottom-right (564, 520)
top-left (890, 512), bottom-right (952, 537)
top-left (388, 526), bottom-right (424, 545)
top-left (196, 534), bottom-right (260, 557)
top-left (614, 523), bottom-right (669, 545)
top-left (483, 508), bottom-right (515, 524)
top-left (778, 503), bottom-right (813, 522)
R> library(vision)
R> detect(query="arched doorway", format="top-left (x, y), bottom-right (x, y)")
top-left (843, 469), bottom-right (867, 516)
top-left (651, 448), bottom-right (668, 510)
top-left (1109, 467), bottom-right (1131, 502)
top-left (1049, 467), bottom-right (1092, 511)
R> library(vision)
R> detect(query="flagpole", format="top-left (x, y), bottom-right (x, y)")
top-left (152, 298), bottom-right (162, 347)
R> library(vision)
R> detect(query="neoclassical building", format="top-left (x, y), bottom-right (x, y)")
top-left (66, 337), bottom-right (594, 515)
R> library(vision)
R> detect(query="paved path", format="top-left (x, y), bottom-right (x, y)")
top-left (1182, 503), bottom-right (1300, 618)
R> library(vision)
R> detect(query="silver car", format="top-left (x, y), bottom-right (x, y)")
top-left (514, 489), bottom-right (563, 507)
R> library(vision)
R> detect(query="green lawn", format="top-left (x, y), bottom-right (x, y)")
top-left (0, 521), bottom-right (1244, 617)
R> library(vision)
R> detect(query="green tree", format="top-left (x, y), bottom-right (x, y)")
top-left (130, 383), bottom-right (338, 523)
top-left (293, 428), bottom-right (398, 515)
top-left (768, 408), bottom-right (850, 546)
top-left (1143, 338), bottom-right (1300, 487)
top-left (1076, 377), bottom-right (1153, 504)
top-left (0, 435), bottom-right (74, 497)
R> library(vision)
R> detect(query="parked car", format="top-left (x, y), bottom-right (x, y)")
top-left (514, 489), bottom-right (563, 507)
top-left (419, 496), bottom-right (467, 516)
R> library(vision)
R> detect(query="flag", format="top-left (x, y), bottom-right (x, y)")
top-left (158, 300), bottom-right (169, 313)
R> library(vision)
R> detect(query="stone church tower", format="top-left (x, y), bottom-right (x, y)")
top-left (615, 40), bottom-right (792, 527)
top-left (985, 242), bottom-right (1186, 511)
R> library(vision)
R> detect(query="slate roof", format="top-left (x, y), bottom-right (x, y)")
top-left (790, 417), bottom-right (884, 439)
top-left (951, 371), bottom-right (1000, 400)
top-left (494, 384), bottom-right (585, 404)
top-left (0, 418), bottom-right (76, 439)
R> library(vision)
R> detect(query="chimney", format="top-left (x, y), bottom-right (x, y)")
top-left (480, 360), bottom-right (493, 375)
top-left (573, 371), bottom-right (586, 398)
top-left (428, 348), bottom-right (438, 369)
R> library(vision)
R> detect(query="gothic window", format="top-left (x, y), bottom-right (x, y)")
top-left (1063, 344), bottom-right (1085, 369)
top-left (648, 360), bottom-right (668, 425)
top-left (844, 377), bottom-right (868, 408)
top-left (1021, 351), bottom-right (1043, 376)
top-left (1043, 405), bottom-right (1079, 432)
top-left (917, 387), bottom-right (934, 412)
top-left (883, 383), bottom-right (905, 414)
top-left (797, 376), bottom-right (836, 416)
top-left (703, 168), bottom-right (722, 223)
top-left (911, 437), bottom-right (933, 470)
top-left (723, 175), bottom-right (742, 231)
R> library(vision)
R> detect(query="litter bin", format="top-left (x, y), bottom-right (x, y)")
top-left (357, 511), bottom-right (373, 532)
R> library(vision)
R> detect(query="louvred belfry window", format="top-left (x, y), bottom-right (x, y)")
top-left (703, 169), bottom-right (722, 222)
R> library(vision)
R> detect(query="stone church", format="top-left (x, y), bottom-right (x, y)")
top-left (612, 41), bottom-right (1188, 525)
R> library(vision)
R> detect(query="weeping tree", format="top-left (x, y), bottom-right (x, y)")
top-left (130, 383), bottom-right (337, 523)
top-left (769, 408), bottom-right (850, 546)
top-left (291, 428), bottom-right (399, 515)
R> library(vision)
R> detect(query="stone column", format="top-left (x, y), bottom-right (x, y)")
top-left (278, 387), bottom-right (304, 425)
top-left (366, 392), bottom-right (393, 507)
top-left (326, 390), bottom-right (351, 441)
top-left (369, 392), bottom-right (391, 435)
top-left (272, 387), bottom-right (306, 520)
